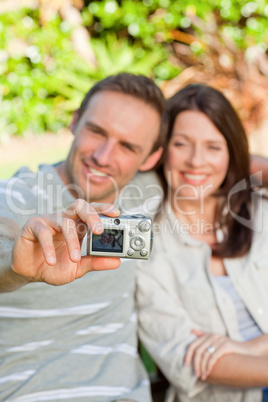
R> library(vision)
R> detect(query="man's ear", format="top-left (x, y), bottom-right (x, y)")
top-left (69, 109), bottom-right (79, 134)
top-left (139, 147), bottom-right (163, 172)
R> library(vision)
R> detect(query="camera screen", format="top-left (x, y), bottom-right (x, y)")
top-left (92, 229), bottom-right (123, 253)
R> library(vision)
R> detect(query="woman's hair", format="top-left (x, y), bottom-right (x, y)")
top-left (109, 234), bottom-right (116, 248)
top-left (157, 84), bottom-right (253, 258)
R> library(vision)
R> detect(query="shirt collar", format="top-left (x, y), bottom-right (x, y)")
top-left (159, 202), bottom-right (206, 251)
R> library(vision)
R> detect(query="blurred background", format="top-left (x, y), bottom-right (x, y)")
top-left (1, 0), bottom-right (268, 178)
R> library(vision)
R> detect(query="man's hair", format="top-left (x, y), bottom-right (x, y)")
top-left (76, 73), bottom-right (167, 153)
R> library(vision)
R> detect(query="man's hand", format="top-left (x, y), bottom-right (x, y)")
top-left (10, 200), bottom-right (121, 288)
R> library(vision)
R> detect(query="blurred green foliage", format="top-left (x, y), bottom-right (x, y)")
top-left (0, 0), bottom-right (268, 140)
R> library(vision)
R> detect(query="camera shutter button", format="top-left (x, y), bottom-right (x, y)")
top-left (138, 220), bottom-right (151, 232)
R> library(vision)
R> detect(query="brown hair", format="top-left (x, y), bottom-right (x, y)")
top-left (157, 84), bottom-right (253, 258)
top-left (76, 73), bottom-right (167, 153)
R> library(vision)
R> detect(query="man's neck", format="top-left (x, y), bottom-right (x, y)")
top-left (55, 161), bottom-right (69, 186)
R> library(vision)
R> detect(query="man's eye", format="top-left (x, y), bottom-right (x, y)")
top-left (90, 131), bottom-right (105, 137)
top-left (122, 143), bottom-right (135, 152)
top-left (84, 126), bottom-right (105, 137)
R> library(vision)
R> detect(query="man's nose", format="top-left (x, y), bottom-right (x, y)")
top-left (92, 140), bottom-right (115, 166)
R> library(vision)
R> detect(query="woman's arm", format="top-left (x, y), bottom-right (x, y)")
top-left (185, 329), bottom-right (268, 386)
top-left (207, 354), bottom-right (268, 387)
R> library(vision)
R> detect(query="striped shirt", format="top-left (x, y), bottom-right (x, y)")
top-left (0, 165), bottom-right (157, 402)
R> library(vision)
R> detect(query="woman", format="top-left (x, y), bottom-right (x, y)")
top-left (136, 84), bottom-right (268, 402)
top-left (107, 232), bottom-right (122, 251)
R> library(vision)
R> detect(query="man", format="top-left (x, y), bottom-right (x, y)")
top-left (0, 73), bottom-right (165, 401)
top-left (92, 232), bottom-right (111, 250)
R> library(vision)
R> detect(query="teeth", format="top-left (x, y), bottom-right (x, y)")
top-left (89, 167), bottom-right (108, 177)
top-left (183, 173), bottom-right (207, 181)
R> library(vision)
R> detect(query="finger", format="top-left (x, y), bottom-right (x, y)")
top-left (200, 347), bottom-right (213, 380)
top-left (192, 329), bottom-right (205, 337)
top-left (192, 342), bottom-right (209, 378)
top-left (40, 214), bottom-right (88, 243)
top-left (199, 337), bottom-right (223, 380)
top-left (199, 337), bottom-right (224, 380)
top-left (79, 256), bottom-right (121, 276)
top-left (61, 218), bottom-right (81, 262)
top-left (75, 220), bottom-right (88, 242)
top-left (30, 220), bottom-right (56, 265)
top-left (204, 349), bottom-right (223, 379)
top-left (63, 200), bottom-right (120, 234)
top-left (90, 202), bottom-right (120, 217)
top-left (184, 335), bottom-right (208, 367)
top-left (204, 340), bottom-right (232, 379)
top-left (192, 335), bottom-right (220, 378)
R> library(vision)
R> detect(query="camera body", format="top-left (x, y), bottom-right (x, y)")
top-left (88, 214), bottom-right (153, 260)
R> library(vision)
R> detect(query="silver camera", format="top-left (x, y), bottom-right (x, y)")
top-left (88, 214), bottom-right (153, 259)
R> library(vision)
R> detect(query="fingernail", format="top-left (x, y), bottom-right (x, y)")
top-left (108, 206), bottom-right (120, 213)
top-left (73, 249), bottom-right (80, 260)
top-left (195, 371), bottom-right (200, 378)
top-left (93, 222), bottom-right (103, 233)
top-left (48, 256), bottom-right (56, 264)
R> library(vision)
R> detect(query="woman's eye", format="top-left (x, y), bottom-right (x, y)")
top-left (173, 142), bottom-right (186, 147)
top-left (209, 145), bottom-right (221, 151)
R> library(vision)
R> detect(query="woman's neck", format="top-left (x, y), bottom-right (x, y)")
top-left (171, 195), bottom-right (219, 243)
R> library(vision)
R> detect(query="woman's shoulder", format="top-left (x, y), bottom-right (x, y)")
top-left (250, 193), bottom-right (268, 237)
top-left (254, 193), bottom-right (268, 219)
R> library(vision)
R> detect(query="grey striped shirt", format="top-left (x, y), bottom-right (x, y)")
top-left (0, 165), bottom-right (157, 402)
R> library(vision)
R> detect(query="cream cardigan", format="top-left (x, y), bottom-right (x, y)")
top-left (136, 197), bottom-right (268, 402)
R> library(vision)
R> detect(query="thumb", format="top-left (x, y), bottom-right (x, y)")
top-left (191, 329), bottom-right (205, 337)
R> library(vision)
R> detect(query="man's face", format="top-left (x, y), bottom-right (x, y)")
top-left (62, 91), bottom-right (162, 203)
top-left (101, 232), bottom-right (110, 244)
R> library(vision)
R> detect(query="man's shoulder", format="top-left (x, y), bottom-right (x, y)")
top-left (14, 164), bottom-right (59, 185)
top-left (0, 164), bottom-right (68, 225)
top-left (1, 164), bottom-right (58, 189)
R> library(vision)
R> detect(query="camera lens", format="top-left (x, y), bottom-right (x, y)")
top-left (114, 218), bottom-right (120, 225)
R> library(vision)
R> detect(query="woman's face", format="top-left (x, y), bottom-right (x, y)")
top-left (164, 111), bottom-right (229, 206)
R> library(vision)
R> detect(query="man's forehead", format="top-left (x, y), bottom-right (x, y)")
top-left (83, 90), bottom-right (158, 120)
top-left (82, 92), bottom-right (159, 134)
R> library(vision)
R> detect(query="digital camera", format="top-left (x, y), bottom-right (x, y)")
top-left (88, 214), bottom-right (153, 260)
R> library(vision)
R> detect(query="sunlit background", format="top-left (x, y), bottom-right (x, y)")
top-left (1, 0), bottom-right (268, 178)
